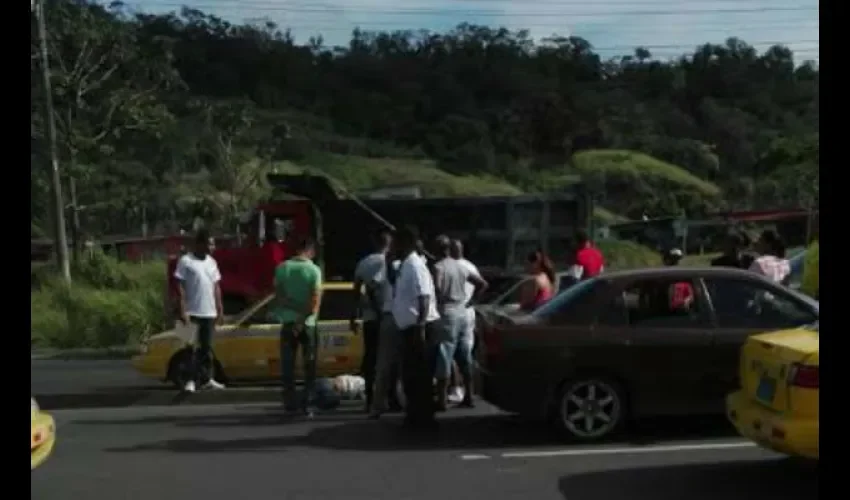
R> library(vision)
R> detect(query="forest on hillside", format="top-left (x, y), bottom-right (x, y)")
top-left (30, 0), bottom-right (819, 239)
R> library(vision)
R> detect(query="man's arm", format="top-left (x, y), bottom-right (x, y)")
top-left (413, 263), bottom-right (432, 326)
top-left (350, 259), bottom-right (366, 323)
top-left (466, 272), bottom-right (489, 307)
top-left (173, 258), bottom-right (188, 324)
top-left (305, 265), bottom-right (324, 319)
top-left (211, 260), bottom-right (223, 323)
top-left (364, 262), bottom-right (384, 319)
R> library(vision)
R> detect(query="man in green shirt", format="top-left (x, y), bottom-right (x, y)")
top-left (274, 236), bottom-right (323, 414)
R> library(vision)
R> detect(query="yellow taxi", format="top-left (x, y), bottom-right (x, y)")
top-left (31, 397), bottom-right (56, 470)
top-left (726, 323), bottom-right (819, 460)
top-left (132, 282), bottom-right (364, 386)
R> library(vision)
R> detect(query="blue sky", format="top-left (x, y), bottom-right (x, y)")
top-left (129, 0), bottom-right (819, 61)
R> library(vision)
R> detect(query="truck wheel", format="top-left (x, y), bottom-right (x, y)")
top-left (167, 348), bottom-right (226, 388)
top-left (554, 376), bottom-right (627, 442)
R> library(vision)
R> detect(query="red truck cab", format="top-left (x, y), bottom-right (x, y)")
top-left (166, 198), bottom-right (315, 318)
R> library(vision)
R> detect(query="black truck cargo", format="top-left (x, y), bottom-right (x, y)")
top-left (268, 174), bottom-right (593, 281)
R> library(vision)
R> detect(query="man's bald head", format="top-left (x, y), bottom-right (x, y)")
top-left (450, 239), bottom-right (464, 259)
top-left (435, 234), bottom-right (451, 256)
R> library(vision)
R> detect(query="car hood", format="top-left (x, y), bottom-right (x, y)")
top-left (147, 323), bottom-right (237, 344)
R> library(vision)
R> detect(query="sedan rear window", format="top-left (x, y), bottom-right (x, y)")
top-left (531, 278), bottom-right (598, 319)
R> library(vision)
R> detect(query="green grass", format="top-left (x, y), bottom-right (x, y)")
top-left (572, 150), bottom-right (722, 197)
top-left (593, 207), bottom-right (630, 224)
top-left (31, 254), bottom-right (167, 350)
top-left (597, 239), bottom-right (662, 270)
top-left (681, 252), bottom-right (721, 267)
top-left (275, 152), bottom-right (524, 197)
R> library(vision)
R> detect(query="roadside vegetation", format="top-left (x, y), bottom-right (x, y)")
top-left (31, 253), bottom-right (166, 350)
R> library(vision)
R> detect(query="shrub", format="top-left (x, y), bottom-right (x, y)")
top-left (597, 239), bottom-right (662, 270)
top-left (30, 252), bottom-right (167, 350)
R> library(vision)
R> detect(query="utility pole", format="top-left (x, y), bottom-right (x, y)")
top-left (69, 177), bottom-right (81, 262)
top-left (36, 0), bottom-right (71, 283)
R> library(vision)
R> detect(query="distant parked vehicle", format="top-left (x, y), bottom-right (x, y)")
top-left (477, 267), bottom-right (818, 442)
top-left (31, 397), bottom-right (56, 470)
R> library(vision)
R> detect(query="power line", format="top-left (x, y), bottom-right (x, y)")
top-left (123, 2), bottom-right (819, 37)
top-left (118, 1), bottom-right (818, 57)
top-left (275, 35), bottom-right (817, 53)
top-left (133, 3), bottom-right (818, 18)
top-left (220, 18), bottom-right (818, 32)
top-left (136, 0), bottom-right (816, 8)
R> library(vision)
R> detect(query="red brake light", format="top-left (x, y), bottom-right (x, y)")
top-left (789, 363), bottom-right (819, 389)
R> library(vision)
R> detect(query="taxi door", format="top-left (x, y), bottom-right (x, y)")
top-left (215, 296), bottom-right (282, 381)
top-left (314, 286), bottom-right (364, 376)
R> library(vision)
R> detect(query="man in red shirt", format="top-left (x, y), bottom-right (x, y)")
top-left (570, 229), bottom-right (605, 280)
top-left (663, 248), bottom-right (694, 310)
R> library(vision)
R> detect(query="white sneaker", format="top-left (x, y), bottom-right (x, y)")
top-left (202, 380), bottom-right (226, 390)
top-left (183, 381), bottom-right (196, 393)
top-left (448, 387), bottom-right (464, 404)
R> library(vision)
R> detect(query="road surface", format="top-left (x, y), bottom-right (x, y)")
top-left (32, 403), bottom-right (816, 500)
top-left (31, 359), bottom-right (152, 396)
top-left (31, 359), bottom-right (283, 409)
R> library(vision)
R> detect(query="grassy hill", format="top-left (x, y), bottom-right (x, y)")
top-left (276, 152), bottom-right (524, 197)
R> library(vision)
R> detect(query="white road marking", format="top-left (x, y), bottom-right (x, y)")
top-left (460, 441), bottom-right (756, 461)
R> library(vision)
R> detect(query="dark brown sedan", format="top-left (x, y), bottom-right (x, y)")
top-left (476, 267), bottom-right (819, 442)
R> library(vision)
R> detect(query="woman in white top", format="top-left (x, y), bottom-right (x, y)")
top-left (749, 229), bottom-right (791, 285)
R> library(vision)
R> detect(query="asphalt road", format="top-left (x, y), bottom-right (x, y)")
top-left (31, 359), bottom-right (285, 409)
top-left (32, 403), bottom-right (817, 500)
top-left (31, 359), bottom-right (152, 396)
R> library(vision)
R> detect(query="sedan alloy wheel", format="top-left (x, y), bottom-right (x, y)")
top-left (557, 378), bottom-right (625, 441)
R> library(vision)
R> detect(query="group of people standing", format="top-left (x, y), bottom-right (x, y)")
top-left (171, 221), bottom-right (810, 426)
top-left (353, 227), bottom-right (489, 429)
top-left (709, 228), bottom-right (794, 285)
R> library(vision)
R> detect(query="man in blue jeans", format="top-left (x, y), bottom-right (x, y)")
top-left (432, 235), bottom-right (488, 410)
top-left (273, 236), bottom-right (323, 414)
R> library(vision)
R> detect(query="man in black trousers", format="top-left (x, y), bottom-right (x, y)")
top-left (391, 226), bottom-right (440, 430)
top-left (352, 230), bottom-right (393, 412)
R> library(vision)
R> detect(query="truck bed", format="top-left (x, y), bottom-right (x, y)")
top-left (320, 194), bottom-right (591, 281)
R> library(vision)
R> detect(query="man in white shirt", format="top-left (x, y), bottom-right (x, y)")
top-left (392, 226), bottom-right (440, 429)
top-left (351, 230), bottom-right (392, 412)
top-left (173, 229), bottom-right (225, 393)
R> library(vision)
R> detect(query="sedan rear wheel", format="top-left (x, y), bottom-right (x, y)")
top-left (556, 377), bottom-right (625, 441)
